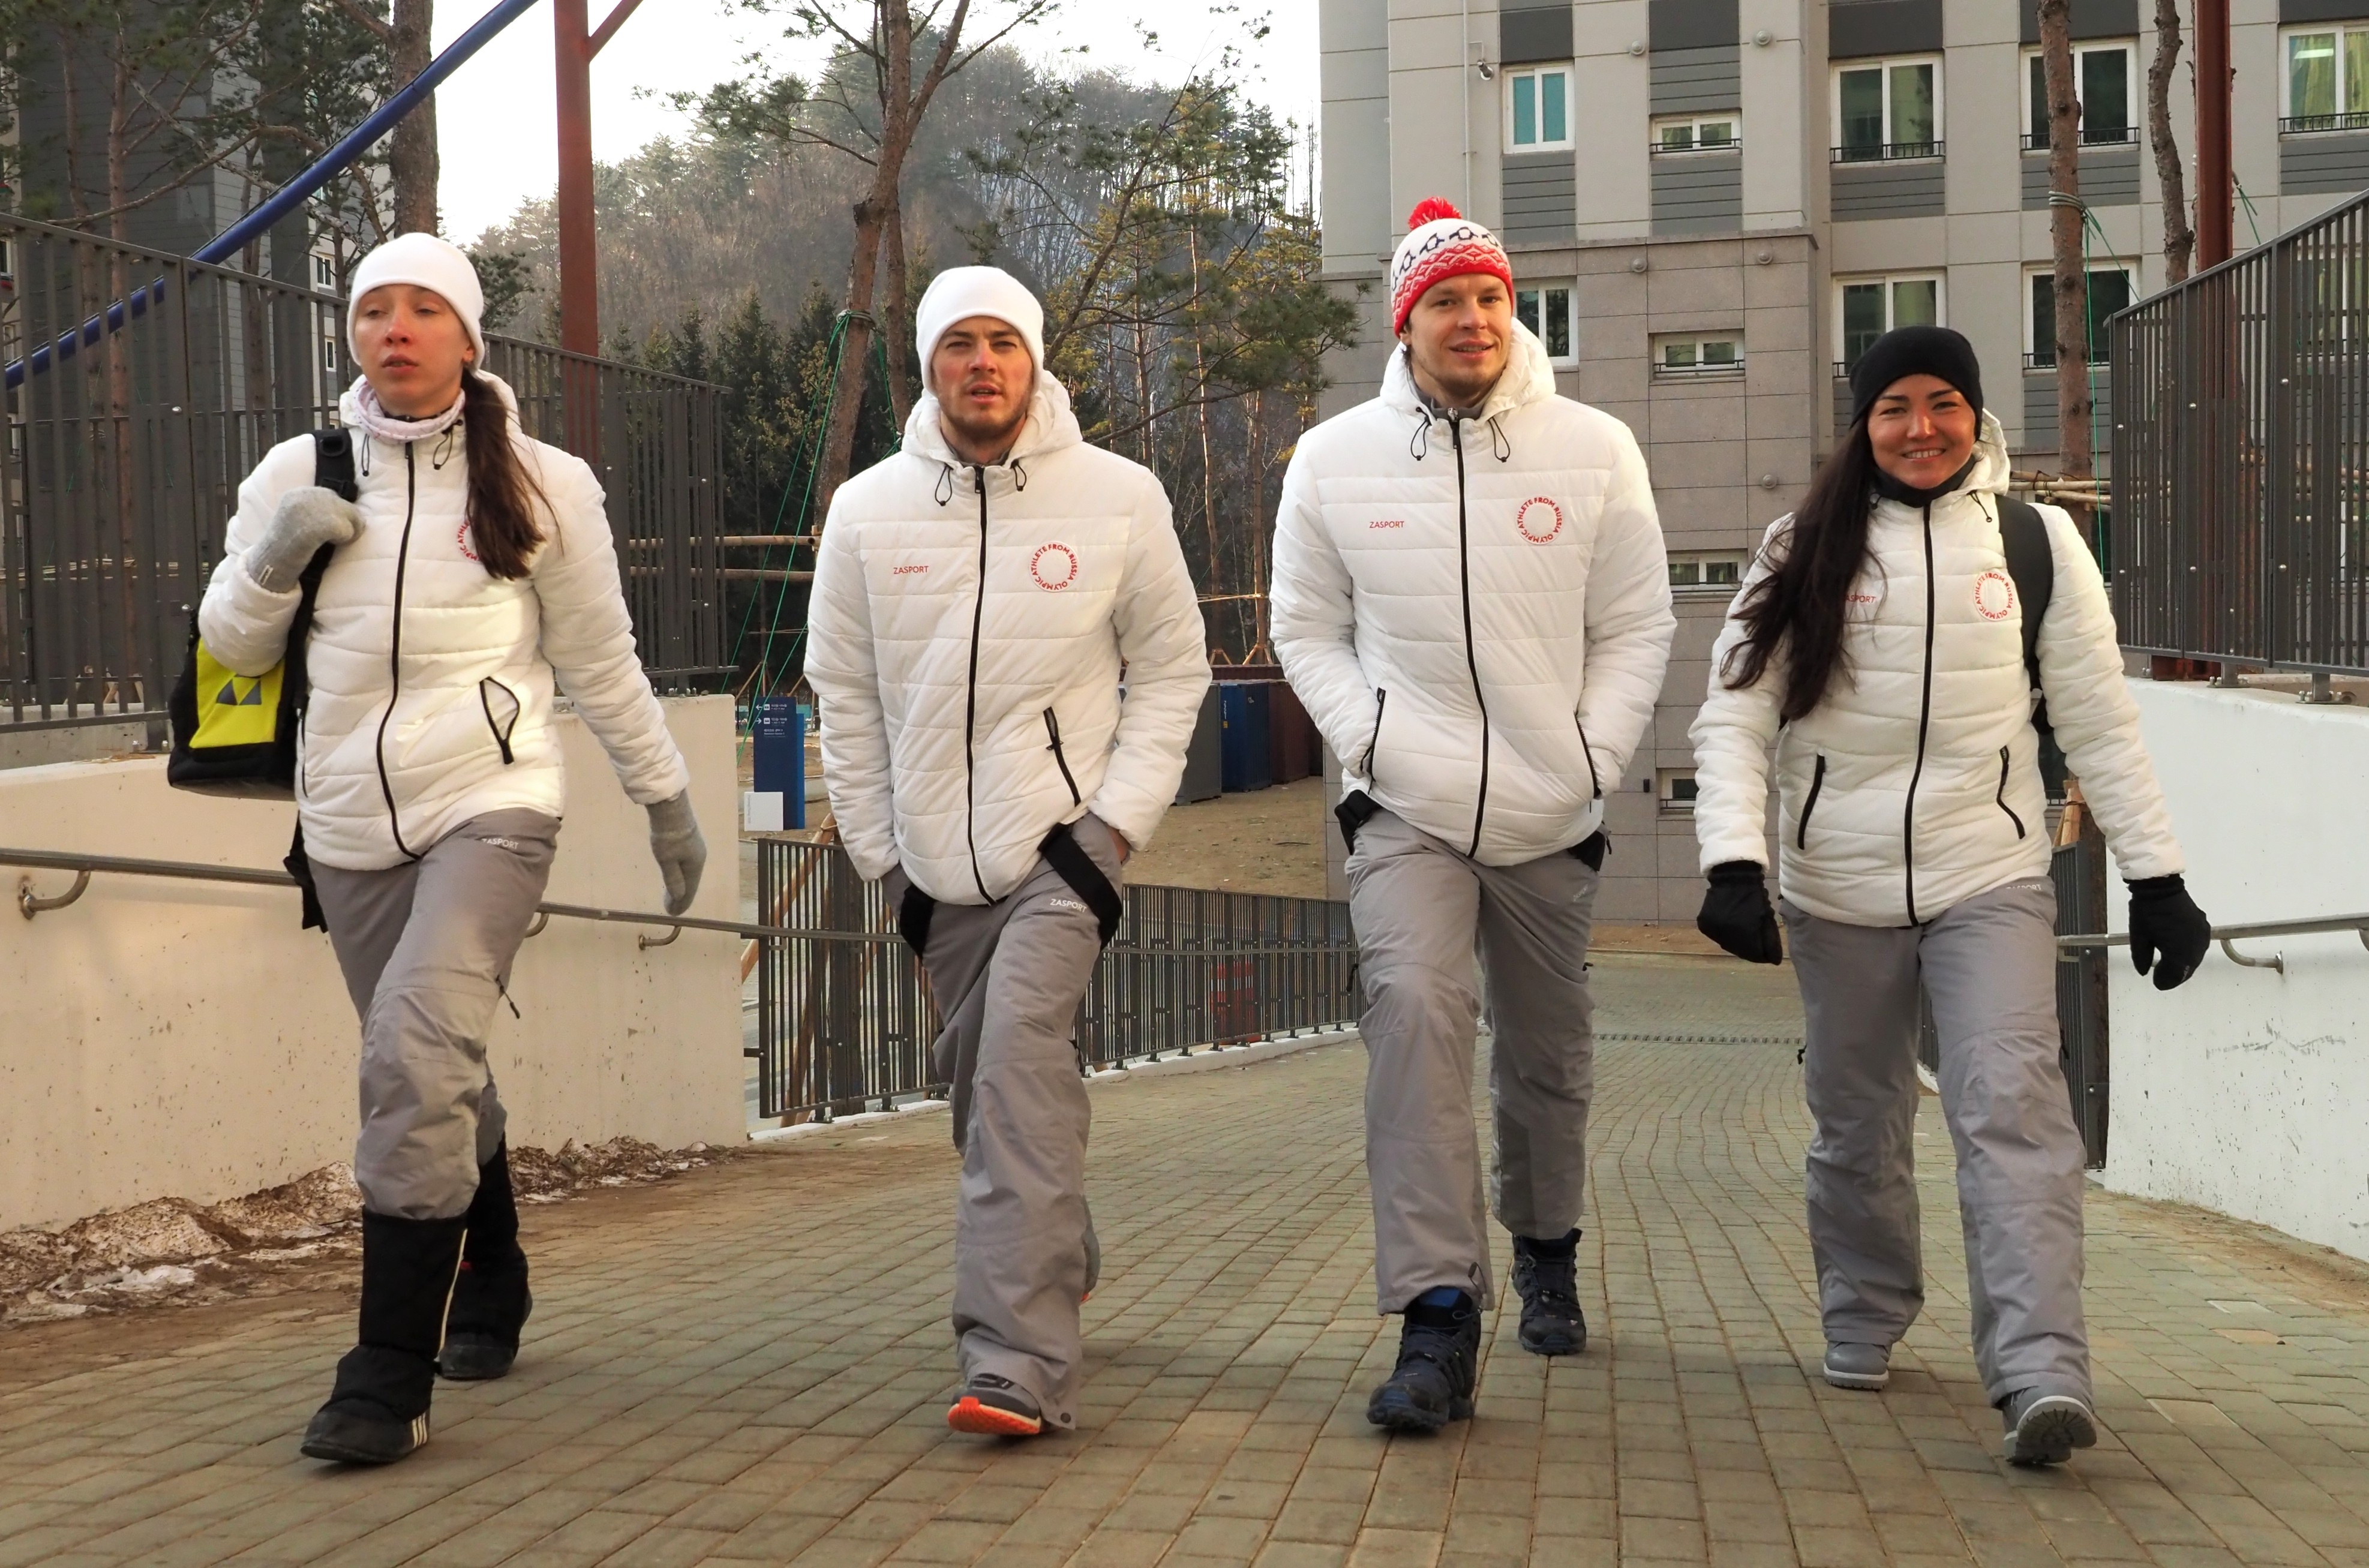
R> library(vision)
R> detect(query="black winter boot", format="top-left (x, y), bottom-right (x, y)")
top-left (1365, 1288), bottom-right (1481, 1434)
top-left (1511, 1228), bottom-right (1587, 1356)
top-left (300, 1210), bottom-right (467, 1465)
top-left (440, 1143), bottom-right (533, 1381)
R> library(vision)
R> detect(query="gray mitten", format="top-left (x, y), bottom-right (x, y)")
top-left (647, 791), bottom-right (707, 917)
top-left (247, 486), bottom-right (362, 591)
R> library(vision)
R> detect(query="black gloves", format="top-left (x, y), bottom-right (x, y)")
top-left (1697, 861), bottom-right (1784, 965)
top-left (2127, 873), bottom-right (2211, 990)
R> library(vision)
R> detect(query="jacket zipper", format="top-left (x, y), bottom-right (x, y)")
top-left (1796, 753), bottom-right (1828, 849)
top-left (480, 677), bottom-right (520, 765)
top-left (1450, 419), bottom-right (1492, 857)
top-left (371, 443), bottom-right (421, 861)
top-left (1043, 707), bottom-right (1080, 805)
top-left (1902, 504), bottom-right (1938, 921)
top-left (960, 467), bottom-right (992, 900)
top-left (1575, 713), bottom-right (1602, 798)
top-left (1995, 745), bottom-right (2026, 839)
top-left (1362, 687), bottom-right (1388, 781)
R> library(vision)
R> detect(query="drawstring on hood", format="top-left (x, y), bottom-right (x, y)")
top-left (1386, 319), bottom-right (1556, 465)
top-left (934, 464), bottom-right (955, 506)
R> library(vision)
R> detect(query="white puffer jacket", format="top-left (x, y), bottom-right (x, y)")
top-left (198, 374), bottom-right (690, 872)
top-left (1690, 411), bottom-right (2182, 926)
top-left (1270, 326), bottom-right (1676, 866)
top-left (804, 371), bottom-right (1211, 904)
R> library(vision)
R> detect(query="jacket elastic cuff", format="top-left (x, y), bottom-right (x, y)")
top-left (2125, 872), bottom-right (2187, 896)
top-left (1707, 860), bottom-right (1766, 885)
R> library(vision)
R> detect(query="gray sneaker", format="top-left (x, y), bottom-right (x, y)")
top-left (1821, 1341), bottom-right (1891, 1391)
top-left (2001, 1389), bottom-right (2097, 1467)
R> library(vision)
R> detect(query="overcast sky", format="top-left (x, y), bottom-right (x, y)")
top-left (431, 0), bottom-right (1321, 243)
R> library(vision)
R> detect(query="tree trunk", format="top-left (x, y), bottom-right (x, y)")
top-left (389, 0), bottom-right (439, 234)
top-left (882, 187), bottom-right (914, 431)
top-left (2040, 0), bottom-right (2095, 542)
top-left (2149, 0), bottom-right (2194, 284)
top-left (815, 197), bottom-right (885, 522)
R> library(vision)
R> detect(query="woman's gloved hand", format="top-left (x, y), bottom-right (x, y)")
top-left (646, 791), bottom-right (707, 916)
top-left (1697, 860), bottom-right (1784, 965)
top-left (2127, 873), bottom-right (2211, 990)
top-left (247, 486), bottom-right (362, 591)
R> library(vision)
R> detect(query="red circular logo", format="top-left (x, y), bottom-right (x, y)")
top-left (1031, 542), bottom-right (1079, 590)
top-left (457, 522), bottom-right (479, 563)
top-left (1515, 496), bottom-right (1565, 545)
top-left (1974, 569), bottom-right (2016, 621)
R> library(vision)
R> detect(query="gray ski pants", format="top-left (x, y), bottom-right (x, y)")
top-left (311, 809), bottom-right (560, 1222)
top-left (1345, 807), bottom-right (1599, 1315)
top-left (1782, 876), bottom-right (2090, 1405)
top-left (898, 815), bottom-right (1123, 1432)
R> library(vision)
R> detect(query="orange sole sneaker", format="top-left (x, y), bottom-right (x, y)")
top-left (946, 1396), bottom-right (1043, 1437)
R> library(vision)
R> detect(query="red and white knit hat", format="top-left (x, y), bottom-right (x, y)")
top-left (1388, 198), bottom-right (1515, 335)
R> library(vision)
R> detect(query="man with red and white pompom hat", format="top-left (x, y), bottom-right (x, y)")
top-left (1272, 200), bottom-right (1676, 1432)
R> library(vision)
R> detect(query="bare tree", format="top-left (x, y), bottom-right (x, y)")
top-left (2038, 0), bottom-right (2094, 540)
top-left (2148, 0), bottom-right (2194, 283)
top-left (329, 0), bottom-right (437, 233)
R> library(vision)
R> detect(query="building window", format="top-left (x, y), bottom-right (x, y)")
top-left (1651, 113), bottom-right (1740, 154)
top-left (1668, 551), bottom-right (1747, 593)
top-left (2284, 26), bottom-right (2369, 133)
top-left (1658, 768), bottom-right (1700, 815)
top-left (1654, 333), bottom-right (1744, 376)
top-left (2027, 265), bottom-right (2135, 367)
top-left (313, 253), bottom-right (337, 290)
top-left (2023, 43), bottom-right (2136, 148)
top-left (1833, 56), bottom-right (1941, 161)
top-left (1507, 64), bottom-right (1574, 151)
top-left (1836, 274), bottom-right (1944, 371)
top-left (1515, 283), bottom-right (1575, 362)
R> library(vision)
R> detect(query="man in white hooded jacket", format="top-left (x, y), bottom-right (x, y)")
top-left (1272, 200), bottom-right (1676, 1432)
top-left (806, 267), bottom-right (1211, 1438)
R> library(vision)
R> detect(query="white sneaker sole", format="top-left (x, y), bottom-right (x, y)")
top-left (2005, 1395), bottom-right (2098, 1466)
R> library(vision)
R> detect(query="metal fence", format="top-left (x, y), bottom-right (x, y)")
top-left (0, 214), bottom-right (726, 733)
top-left (749, 839), bottom-right (1361, 1122)
top-left (2110, 184), bottom-right (2369, 674)
top-left (2052, 829), bottom-right (2110, 1169)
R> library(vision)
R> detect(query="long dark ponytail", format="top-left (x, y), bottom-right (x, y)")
top-left (460, 367), bottom-right (550, 580)
top-left (1719, 422), bottom-right (1880, 723)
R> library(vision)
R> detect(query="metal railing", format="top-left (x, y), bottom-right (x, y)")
top-left (749, 839), bottom-right (1361, 1122)
top-left (0, 214), bottom-right (728, 734)
top-left (1831, 140), bottom-right (1944, 163)
top-left (2018, 128), bottom-right (2138, 151)
top-left (2110, 185), bottom-right (2369, 675)
top-left (2281, 112), bottom-right (2369, 136)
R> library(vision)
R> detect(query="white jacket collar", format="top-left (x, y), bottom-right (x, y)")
top-left (338, 370), bottom-right (521, 429)
top-left (903, 367), bottom-right (1085, 480)
top-left (1380, 320), bottom-right (1559, 425)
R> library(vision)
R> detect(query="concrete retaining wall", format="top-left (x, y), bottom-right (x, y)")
top-left (2100, 680), bottom-right (2369, 1263)
top-left (0, 695), bottom-right (744, 1232)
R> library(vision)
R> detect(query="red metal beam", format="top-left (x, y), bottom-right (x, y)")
top-left (2196, 0), bottom-right (2233, 267)
top-left (587, 0), bottom-right (645, 59)
top-left (555, 0), bottom-right (597, 359)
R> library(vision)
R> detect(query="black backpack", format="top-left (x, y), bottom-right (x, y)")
top-left (167, 429), bottom-right (356, 798)
top-left (1995, 494), bottom-right (2068, 798)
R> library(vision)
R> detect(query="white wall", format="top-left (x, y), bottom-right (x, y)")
top-left (0, 695), bottom-right (743, 1232)
top-left (2101, 681), bottom-right (2369, 1263)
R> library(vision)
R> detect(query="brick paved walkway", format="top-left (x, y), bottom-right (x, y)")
top-left (7, 954), bottom-right (2369, 1567)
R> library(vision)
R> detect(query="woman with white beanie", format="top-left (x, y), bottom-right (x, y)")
top-left (199, 232), bottom-right (707, 1466)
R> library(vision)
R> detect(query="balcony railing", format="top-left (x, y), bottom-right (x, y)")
top-left (1650, 138), bottom-right (1743, 155)
top-left (2023, 351), bottom-right (2110, 370)
top-left (2281, 112), bottom-right (2369, 135)
top-left (2019, 128), bottom-right (2139, 151)
top-left (1831, 139), bottom-right (1944, 163)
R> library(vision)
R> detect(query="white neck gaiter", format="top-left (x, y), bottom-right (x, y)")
top-left (352, 378), bottom-right (467, 445)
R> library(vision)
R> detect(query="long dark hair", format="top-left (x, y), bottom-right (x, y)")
top-left (1719, 422), bottom-right (1881, 722)
top-left (460, 367), bottom-right (550, 580)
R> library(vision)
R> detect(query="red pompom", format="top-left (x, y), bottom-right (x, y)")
top-left (1406, 197), bottom-right (1464, 230)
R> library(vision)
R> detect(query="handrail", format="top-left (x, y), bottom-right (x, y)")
top-left (2058, 910), bottom-right (2369, 977)
top-left (0, 847), bottom-right (887, 950)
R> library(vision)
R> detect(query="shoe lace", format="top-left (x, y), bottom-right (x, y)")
top-left (1517, 1251), bottom-right (1580, 1311)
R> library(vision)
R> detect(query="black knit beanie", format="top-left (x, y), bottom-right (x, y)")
top-left (1848, 325), bottom-right (1984, 428)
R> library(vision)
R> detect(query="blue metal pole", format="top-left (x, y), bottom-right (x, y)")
top-left (8, 0), bottom-right (542, 389)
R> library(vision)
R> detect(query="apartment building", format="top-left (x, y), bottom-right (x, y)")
top-left (1318, 0), bottom-right (2360, 920)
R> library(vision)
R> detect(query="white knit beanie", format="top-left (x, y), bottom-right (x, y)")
top-left (914, 266), bottom-right (1044, 393)
top-left (347, 232), bottom-right (487, 364)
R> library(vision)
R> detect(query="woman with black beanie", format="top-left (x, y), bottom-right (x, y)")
top-left (1688, 325), bottom-right (2211, 1467)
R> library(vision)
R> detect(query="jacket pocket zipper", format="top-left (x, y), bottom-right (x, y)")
top-left (1797, 753), bottom-right (1828, 849)
top-left (479, 677), bottom-right (522, 765)
top-left (1362, 687), bottom-right (1388, 782)
top-left (1043, 707), bottom-right (1081, 805)
top-left (1575, 713), bottom-right (1602, 798)
top-left (1995, 745), bottom-right (2026, 839)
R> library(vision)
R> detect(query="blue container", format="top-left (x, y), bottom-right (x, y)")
top-left (1218, 681), bottom-right (1272, 793)
top-left (752, 696), bottom-right (806, 829)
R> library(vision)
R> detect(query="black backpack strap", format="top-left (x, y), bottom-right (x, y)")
top-left (1038, 822), bottom-right (1124, 947)
top-left (312, 427), bottom-right (359, 501)
top-left (1995, 495), bottom-right (2054, 699)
